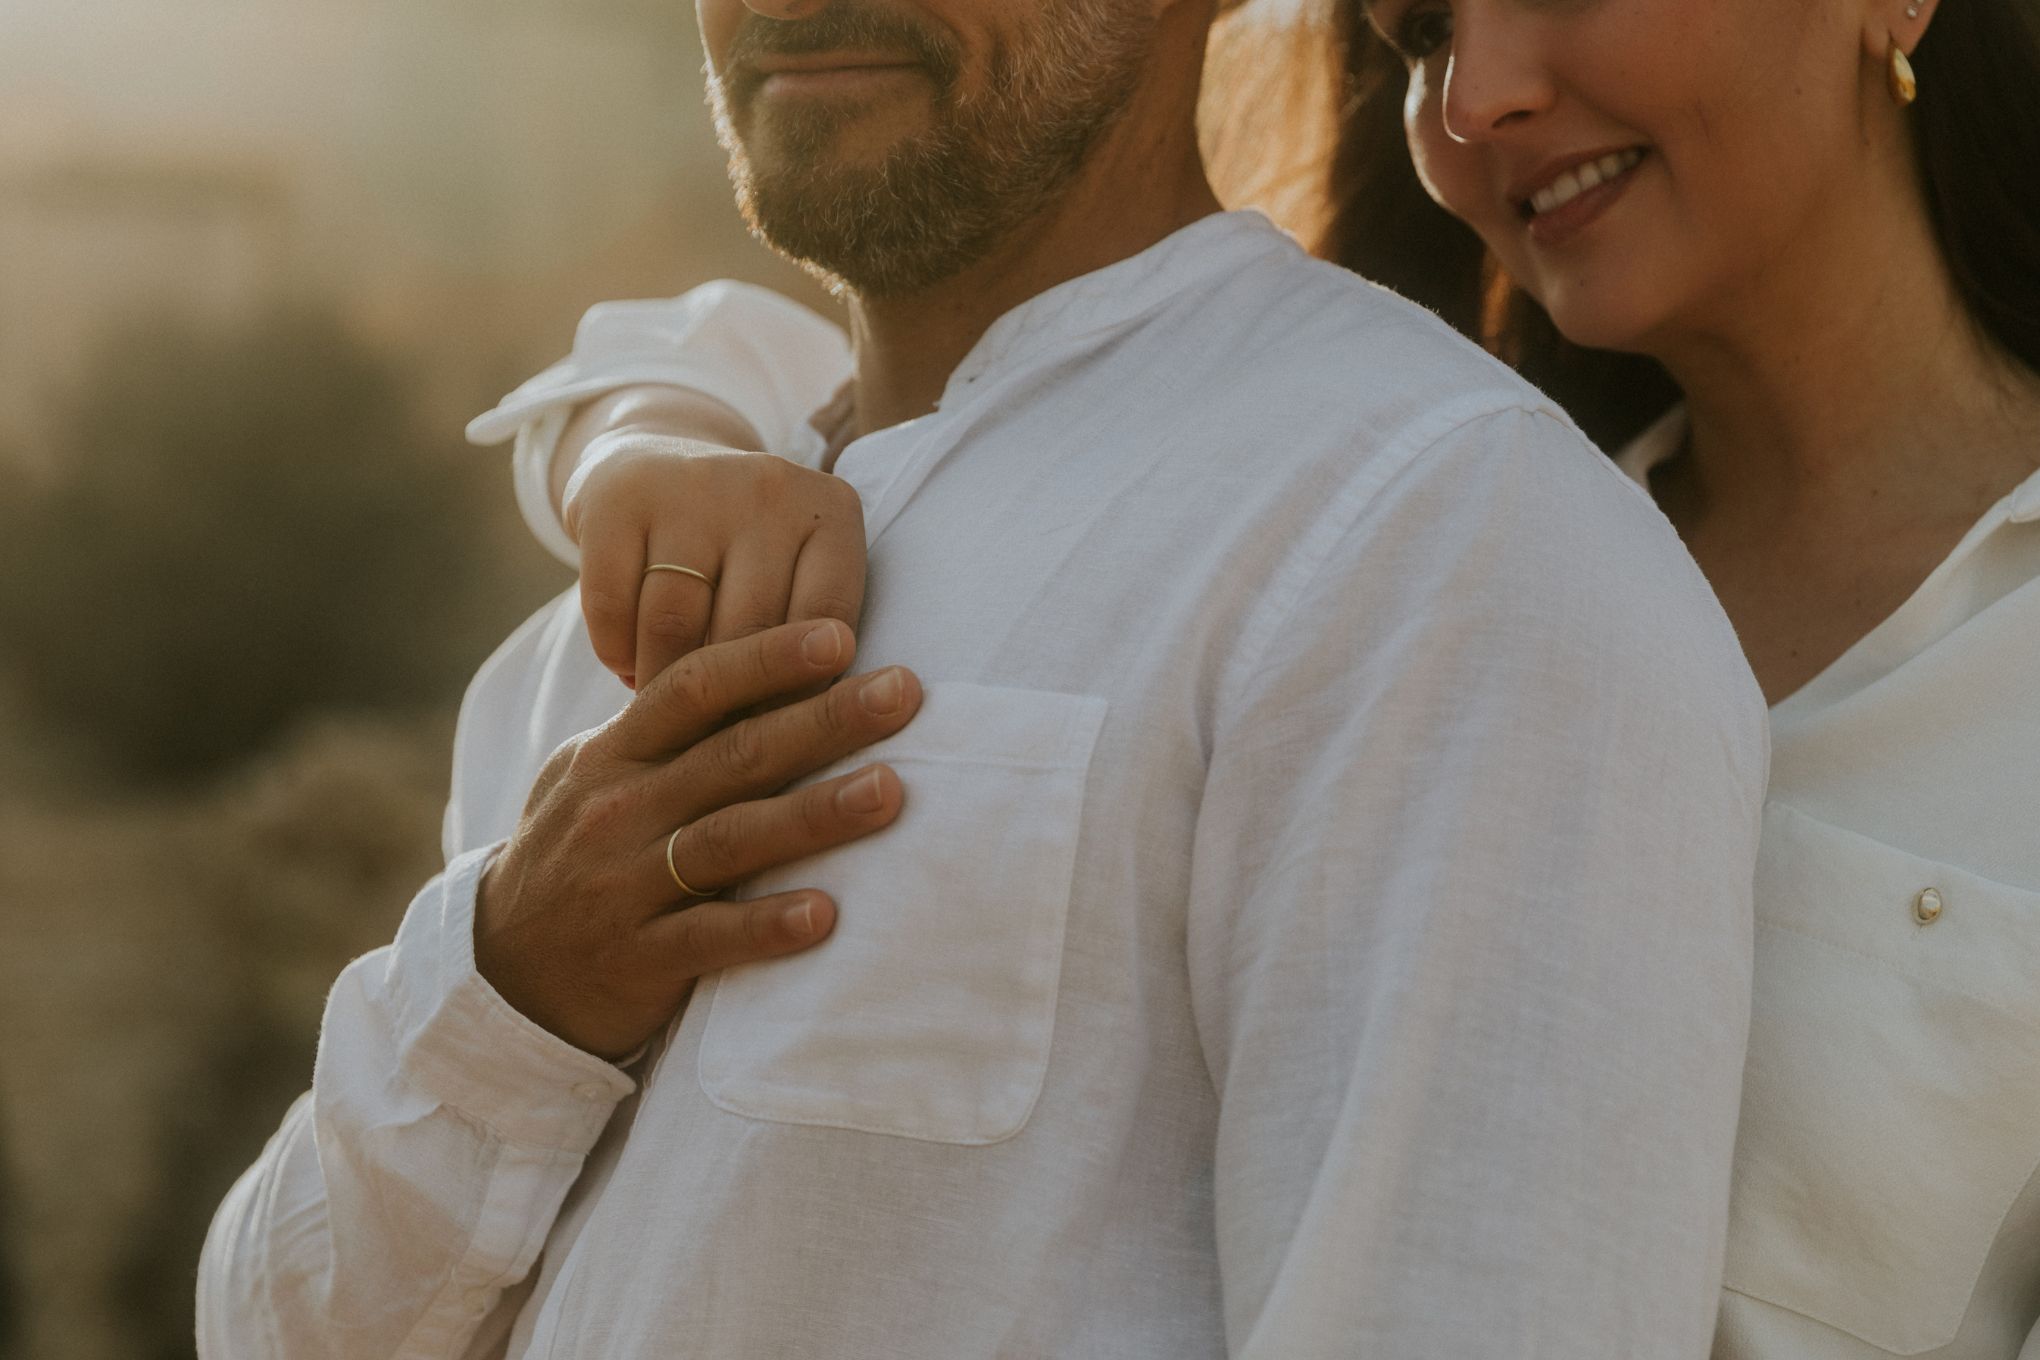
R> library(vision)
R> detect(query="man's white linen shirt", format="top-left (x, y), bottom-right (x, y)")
top-left (200, 213), bottom-right (1770, 1359)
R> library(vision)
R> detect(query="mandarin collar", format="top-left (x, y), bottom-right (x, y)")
top-left (938, 210), bottom-right (1293, 403)
top-left (791, 211), bottom-right (1293, 467)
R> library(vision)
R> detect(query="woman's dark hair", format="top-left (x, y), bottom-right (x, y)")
top-left (1910, 0), bottom-right (2040, 370)
top-left (1316, 0), bottom-right (2040, 451)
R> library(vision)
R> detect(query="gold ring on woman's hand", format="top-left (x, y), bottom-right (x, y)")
top-left (643, 563), bottom-right (716, 588)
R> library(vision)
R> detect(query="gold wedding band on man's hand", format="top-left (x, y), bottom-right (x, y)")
top-left (644, 563), bottom-right (716, 588)
top-left (666, 828), bottom-right (710, 898)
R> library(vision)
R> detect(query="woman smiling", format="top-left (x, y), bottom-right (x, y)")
top-left (1334, 0), bottom-right (2040, 1352)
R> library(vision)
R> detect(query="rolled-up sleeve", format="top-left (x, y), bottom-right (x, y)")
top-left (1188, 408), bottom-right (1769, 1357)
top-left (197, 847), bottom-right (635, 1360)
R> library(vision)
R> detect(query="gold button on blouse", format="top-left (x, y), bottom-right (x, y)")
top-left (1913, 887), bottom-right (1945, 925)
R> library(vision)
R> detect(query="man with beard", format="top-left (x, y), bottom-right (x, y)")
top-left (200, 1), bottom-right (1769, 1355)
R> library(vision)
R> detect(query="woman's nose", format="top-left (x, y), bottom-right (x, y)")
top-left (1440, 16), bottom-right (1556, 143)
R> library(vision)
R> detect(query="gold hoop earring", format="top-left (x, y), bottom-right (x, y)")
top-left (1888, 37), bottom-right (1918, 107)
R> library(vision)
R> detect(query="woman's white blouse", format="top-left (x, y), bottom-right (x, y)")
top-left (1620, 412), bottom-right (2040, 1360)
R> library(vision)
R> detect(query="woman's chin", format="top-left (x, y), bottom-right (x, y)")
top-left (1536, 290), bottom-right (1664, 360)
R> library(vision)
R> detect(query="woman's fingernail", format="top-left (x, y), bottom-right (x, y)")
top-left (838, 768), bottom-right (886, 814)
top-left (622, 672), bottom-right (637, 691)
top-left (782, 898), bottom-right (817, 935)
top-left (859, 667), bottom-right (904, 715)
top-left (803, 621), bottom-right (846, 667)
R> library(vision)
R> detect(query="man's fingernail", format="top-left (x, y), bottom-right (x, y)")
top-left (838, 768), bottom-right (886, 814)
top-left (802, 621), bottom-right (845, 667)
top-left (859, 667), bottom-right (904, 715)
top-left (782, 898), bottom-right (817, 935)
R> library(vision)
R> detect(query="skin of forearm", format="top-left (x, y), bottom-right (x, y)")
top-left (551, 385), bottom-right (765, 520)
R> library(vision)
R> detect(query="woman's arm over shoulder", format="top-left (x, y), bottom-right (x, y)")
top-left (465, 281), bottom-right (853, 567)
top-left (466, 282), bottom-right (863, 690)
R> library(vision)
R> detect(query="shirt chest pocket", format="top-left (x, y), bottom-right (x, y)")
top-left (1722, 801), bottom-right (2040, 1355)
top-left (694, 682), bottom-right (1108, 1146)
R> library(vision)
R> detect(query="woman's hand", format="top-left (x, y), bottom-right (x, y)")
top-left (555, 386), bottom-right (867, 691)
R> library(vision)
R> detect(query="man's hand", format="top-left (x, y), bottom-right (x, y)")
top-left (475, 618), bottom-right (921, 1060)
top-left (555, 386), bottom-right (867, 691)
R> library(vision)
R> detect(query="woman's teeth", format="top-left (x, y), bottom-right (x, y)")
top-left (1529, 149), bottom-right (1645, 217)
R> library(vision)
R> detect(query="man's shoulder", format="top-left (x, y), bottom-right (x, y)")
top-left (1348, 403), bottom-right (1763, 727)
top-left (1105, 236), bottom-right (1580, 510)
top-left (1114, 237), bottom-right (1607, 525)
top-left (1245, 399), bottom-right (1767, 790)
top-left (1196, 240), bottom-right (1546, 418)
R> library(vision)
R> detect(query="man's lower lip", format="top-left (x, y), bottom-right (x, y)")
top-left (758, 66), bottom-right (926, 98)
top-left (1523, 155), bottom-right (1646, 247)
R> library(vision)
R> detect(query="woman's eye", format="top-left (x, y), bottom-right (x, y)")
top-left (1392, 4), bottom-right (1454, 60)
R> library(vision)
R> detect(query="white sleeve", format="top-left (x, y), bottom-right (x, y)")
top-left (196, 847), bottom-right (636, 1359)
top-left (1188, 408), bottom-right (1768, 1357)
top-left (465, 280), bottom-right (854, 567)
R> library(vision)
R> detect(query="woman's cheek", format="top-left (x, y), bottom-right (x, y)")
top-left (1403, 78), bottom-right (1448, 207)
top-left (1404, 81), bottom-right (1483, 232)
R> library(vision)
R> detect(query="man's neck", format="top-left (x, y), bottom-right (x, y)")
top-left (842, 50), bottom-right (1221, 439)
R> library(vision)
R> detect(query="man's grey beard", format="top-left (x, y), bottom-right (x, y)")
top-left (709, 1), bottom-right (1155, 298)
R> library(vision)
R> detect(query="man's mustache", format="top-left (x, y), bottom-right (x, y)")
top-left (723, 3), bottom-right (964, 95)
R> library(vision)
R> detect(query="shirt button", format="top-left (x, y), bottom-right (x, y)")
top-left (1913, 888), bottom-right (1945, 925)
top-left (572, 1082), bottom-right (608, 1102)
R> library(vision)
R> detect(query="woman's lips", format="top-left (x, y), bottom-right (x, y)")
top-left (1519, 148), bottom-right (1650, 248)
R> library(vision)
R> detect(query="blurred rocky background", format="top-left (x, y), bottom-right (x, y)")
top-left (0, 0), bottom-right (828, 1355)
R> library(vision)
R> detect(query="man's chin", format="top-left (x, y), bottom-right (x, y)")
top-left (742, 170), bottom-right (989, 299)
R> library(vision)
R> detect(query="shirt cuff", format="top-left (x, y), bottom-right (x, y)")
top-left (510, 406), bottom-right (583, 568)
top-left (466, 281), bottom-right (852, 572)
top-left (384, 846), bottom-right (636, 1150)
